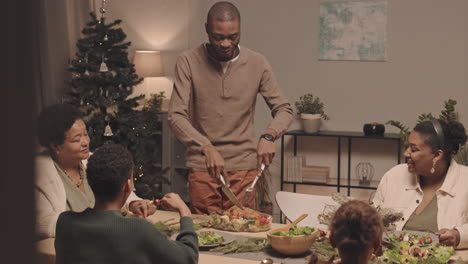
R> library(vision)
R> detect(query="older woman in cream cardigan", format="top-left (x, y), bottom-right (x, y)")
top-left (35, 104), bottom-right (156, 239)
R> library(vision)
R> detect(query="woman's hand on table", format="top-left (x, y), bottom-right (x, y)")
top-left (436, 228), bottom-right (460, 247)
top-left (129, 199), bottom-right (157, 218)
top-left (161, 193), bottom-right (192, 218)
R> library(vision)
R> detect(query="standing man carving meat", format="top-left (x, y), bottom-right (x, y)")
top-left (168, 1), bottom-right (293, 214)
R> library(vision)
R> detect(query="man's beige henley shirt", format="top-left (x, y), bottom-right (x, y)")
top-left (168, 44), bottom-right (293, 171)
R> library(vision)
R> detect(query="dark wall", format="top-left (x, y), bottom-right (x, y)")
top-left (0, 0), bottom-right (37, 263)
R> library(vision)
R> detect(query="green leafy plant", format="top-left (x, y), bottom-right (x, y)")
top-left (455, 144), bottom-right (468, 166)
top-left (385, 120), bottom-right (410, 144)
top-left (143, 91), bottom-right (166, 112)
top-left (295, 93), bottom-right (330, 120)
top-left (386, 99), bottom-right (467, 165)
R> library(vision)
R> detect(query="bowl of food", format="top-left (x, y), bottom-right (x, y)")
top-left (267, 225), bottom-right (318, 256)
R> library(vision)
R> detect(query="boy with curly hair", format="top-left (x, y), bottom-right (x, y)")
top-left (55, 144), bottom-right (198, 264)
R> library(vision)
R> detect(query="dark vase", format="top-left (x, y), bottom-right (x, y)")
top-left (363, 123), bottom-right (385, 136)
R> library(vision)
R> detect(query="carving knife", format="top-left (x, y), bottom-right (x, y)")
top-left (219, 174), bottom-right (244, 209)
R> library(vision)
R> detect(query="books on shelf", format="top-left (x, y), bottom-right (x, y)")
top-left (286, 156), bottom-right (304, 183)
top-left (302, 165), bottom-right (330, 183)
top-left (286, 156), bottom-right (330, 184)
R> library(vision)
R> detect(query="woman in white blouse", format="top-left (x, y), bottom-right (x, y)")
top-left (373, 119), bottom-right (468, 248)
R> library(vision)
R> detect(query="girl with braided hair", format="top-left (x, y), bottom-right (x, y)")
top-left (331, 200), bottom-right (383, 264)
top-left (309, 200), bottom-right (383, 264)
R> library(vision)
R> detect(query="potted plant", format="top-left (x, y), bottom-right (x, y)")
top-left (295, 93), bottom-right (330, 133)
top-left (143, 91), bottom-right (166, 112)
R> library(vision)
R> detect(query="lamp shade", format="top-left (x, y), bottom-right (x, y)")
top-left (133, 50), bottom-right (164, 77)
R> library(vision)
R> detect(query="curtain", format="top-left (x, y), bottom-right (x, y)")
top-left (34, 0), bottom-right (93, 112)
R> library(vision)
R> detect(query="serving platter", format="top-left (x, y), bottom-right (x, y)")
top-left (208, 213), bottom-right (272, 232)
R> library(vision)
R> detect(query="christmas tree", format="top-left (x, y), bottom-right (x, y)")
top-left (64, 3), bottom-right (167, 199)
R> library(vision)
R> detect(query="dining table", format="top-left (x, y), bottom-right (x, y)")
top-left (36, 209), bottom-right (468, 264)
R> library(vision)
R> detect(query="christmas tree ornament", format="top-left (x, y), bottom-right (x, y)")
top-left (106, 105), bottom-right (118, 115)
top-left (104, 123), bottom-right (114, 136)
top-left (103, 114), bottom-right (114, 137)
top-left (100, 61), bottom-right (109, 72)
top-left (103, 34), bottom-right (108, 41)
top-left (100, 0), bottom-right (107, 19)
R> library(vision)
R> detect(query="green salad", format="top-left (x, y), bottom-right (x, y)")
top-left (197, 231), bottom-right (225, 246)
top-left (377, 232), bottom-right (455, 264)
top-left (272, 225), bottom-right (315, 237)
top-left (311, 232), bottom-right (455, 264)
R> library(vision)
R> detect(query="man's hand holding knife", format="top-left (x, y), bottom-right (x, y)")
top-left (202, 144), bottom-right (229, 186)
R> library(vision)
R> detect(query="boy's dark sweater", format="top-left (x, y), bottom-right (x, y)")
top-left (55, 208), bottom-right (198, 264)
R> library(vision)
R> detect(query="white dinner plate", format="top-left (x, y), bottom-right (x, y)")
top-left (171, 229), bottom-right (237, 249)
top-left (383, 230), bottom-right (439, 245)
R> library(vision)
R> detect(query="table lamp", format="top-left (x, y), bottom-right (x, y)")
top-left (133, 50), bottom-right (164, 78)
top-left (132, 50), bottom-right (169, 110)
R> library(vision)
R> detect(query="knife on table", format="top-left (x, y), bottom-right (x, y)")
top-left (219, 174), bottom-right (244, 209)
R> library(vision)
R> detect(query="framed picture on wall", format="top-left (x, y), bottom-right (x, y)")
top-left (319, 0), bottom-right (388, 61)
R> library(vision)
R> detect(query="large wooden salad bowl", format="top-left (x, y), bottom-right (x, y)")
top-left (267, 227), bottom-right (319, 256)
top-left (267, 214), bottom-right (319, 256)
